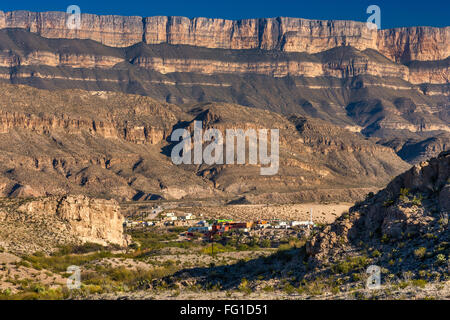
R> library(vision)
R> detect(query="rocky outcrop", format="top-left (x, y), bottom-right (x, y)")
top-left (407, 62), bottom-right (449, 84)
top-left (0, 11), bottom-right (448, 63)
top-left (130, 52), bottom-right (416, 81)
top-left (377, 27), bottom-right (450, 63)
top-left (307, 151), bottom-right (449, 275)
top-left (0, 10), bottom-right (143, 48)
top-left (0, 195), bottom-right (129, 254)
top-left (378, 150), bottom-right (449, 202)
top-left (0, 111), bottom-right (169, 144)
top-left (0, 50), bottom-right (123, 69)
top-left (394, 133), bottom-right (450, 164)
top-left (20, 195), bottom-right (129, 247)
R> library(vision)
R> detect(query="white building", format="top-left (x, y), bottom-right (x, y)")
top-left (188, 226), bottom-right (212, 233)
top-left (180, 213), bottom-right (196, 220)
top-left (292, 221), bottom-right (315, 227)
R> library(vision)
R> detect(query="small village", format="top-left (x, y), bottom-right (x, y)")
top-left (123, 205), bottom-right (316, 243)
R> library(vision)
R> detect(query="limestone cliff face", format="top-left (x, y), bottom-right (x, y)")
top-left (142, 16), bottom-right (379, 53)
top-left (407, 61), bottom-right (450, 84)
top-left (0, 11), bottom-right (448, 63)
top-left (0, 10), bottom-right (143, 47)
top-left (0, 50), bottom-right (123, 68)
top-left (1, 46), bottom-right (442, 84)
top-left (54, 195), bottom-right (128, 247)
top-left (377, 27), bottom-right (450, 63)
top-left (131, 55), bottom-right (411, 80)
top-left (1, 195), bottom-right (129, 253)
top-left (0, 110), bottom-right (169, 144)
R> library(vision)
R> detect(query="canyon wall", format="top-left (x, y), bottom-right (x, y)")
top-left (0, 11), bottom-right (448, 63)
top-left (0, 45), bottom-right (446, 84)
top-left (0, 111), bottom-right (169, 144)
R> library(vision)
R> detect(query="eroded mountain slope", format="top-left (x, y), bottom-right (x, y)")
top-left (0, 83), bottom-right (409, 202)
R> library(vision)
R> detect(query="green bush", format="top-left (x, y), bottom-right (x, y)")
top-left (371, 250), bottom-right (381, 258)
top-left (411, 279), bottom-right (427, 288)
top-left (399, 188), bottom-right (410, 198)
top-left (260, 239), bottom-right (271, 248)
top-left (435, 254), bottom-right (446, 266)
top-left (57, 242), bottom-right (108, 255)
top-left (331, 256), bottom-right (369, 274)
top-left (411, 195), bottom-right (423, 207)
top-left (414, 247), bottom-right (427, 260)
top-left (23, 250), bottom-right (113, 273)
top-left (238, 278), bottom-right (252, 295)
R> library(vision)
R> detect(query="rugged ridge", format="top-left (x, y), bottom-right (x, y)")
top-left (0, 83), bottom-right (410, 202)
top-left (0, 11), bottom-right (448, 63)
top-left (0, 13), bottom-right (447, 165)
top-left (0, 29), bottom-right (446, 84)
top-left (307, 151), bottom-right (449, 278)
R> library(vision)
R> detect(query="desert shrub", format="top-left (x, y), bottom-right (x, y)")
top-left (22, 250), bottom-right (113, 273)
top-left (0, 285), bottom-right (65, 300)
top-left (167, 226), bottom-right (189, 234)
top-left (381, 234), bottom-right (390, 243)
top-left (411, 279), bottom-right (427, 288)
top-left (201, 243), bottom-right (233, 255)
top-left (127, 230), bottom-right (180, 251)
top-left (262, 285), bottom-right (274, 292)
top-left (15, 260), bottom-right (31, 268)
top-left (331, 256), bottom-right (369, 274)
top-left (331, 285), bottom-right (340, 295)
top-left (283, 283), bottom-right (296, 294)
top-left (414, 247), bottom-right (427, 260)
top-left (83, 265), bottom-right (176, 291)
top-left (411, 194), bottom-right (423, 207)
top-left (278, 244), bottom-right (292, 251)
top-left (299, 279), bottom-right (326, 296)
top-left (238, 278), bottom-right (252, 295)
top-left (371, 250), bottom-right (381, 258)
top-left (260, 239), bottom-right (271, 248)
top-left (435, 254), bottom-right (446, 266)
top-left (237, 244), bottom-right (250, 251)
top-left (399, 188), bottom-right (410, 198)
top-left (57, 242), bottom-right (105, 255)
top-left (0, 288), bottom-right (11, 297)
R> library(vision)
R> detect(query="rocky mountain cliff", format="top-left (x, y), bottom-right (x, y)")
top-left (0, 11), bottom-right (448, 62)
top-left (0, 10), bottom-right (447, 165)
top-left (0, 82), bottom-right (409, 202)
top-left (0, 195), bottom-right (129, 254)
top-left (0, 14), bottom-right (447, 165)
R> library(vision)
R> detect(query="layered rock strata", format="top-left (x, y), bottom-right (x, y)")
top-left (0, 11), bottom-right (448, 63)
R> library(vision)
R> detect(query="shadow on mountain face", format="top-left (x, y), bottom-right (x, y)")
top-left (160, 120), bottom-right (192, 158)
